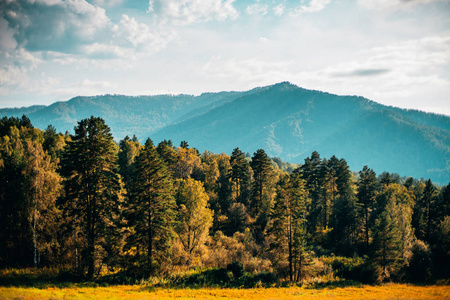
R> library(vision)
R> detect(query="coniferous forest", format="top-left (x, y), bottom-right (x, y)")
top-left (1, 115), bottom-right (449, 286)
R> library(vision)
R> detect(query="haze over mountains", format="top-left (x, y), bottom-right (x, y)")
top-left (1, 82), bottom-right (449, 184)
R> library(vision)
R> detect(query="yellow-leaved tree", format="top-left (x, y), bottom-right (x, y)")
top-left (175, 178), bottom-right (213, 265)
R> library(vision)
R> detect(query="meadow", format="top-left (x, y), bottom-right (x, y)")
top-left (0, 269), bottom-right (449, 300)
top-left (1, 284), bottom-right (449, 300)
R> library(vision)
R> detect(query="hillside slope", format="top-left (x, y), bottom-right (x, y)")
top-left (152, 82), bottom-right (450, 183)
top-left (1, 82), bottom-right (449, 184)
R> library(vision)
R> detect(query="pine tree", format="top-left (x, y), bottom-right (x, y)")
top-left (413, 179), bottom-right (438, 243)
top-left (250, 149), bottom-right (273, 218)
top-left (357, 166), bottom-right (378, 253)
top-left (118, 136), bottom-right (140, 186)
top-left (295, 151), bottom-right (322, 236)
top-left (374, 184), bottom-right (414, 267)
top-left (228, 147), bottom-right (252, 207)
top-left (60, 116), bottom-right (120, 279)
top-left (441, 182), bottom-right (450, 218)
top-left (250, 149), bottom-right (275, 243)
top-left (269, 173), bottom-right (309, 282)
top-left (156, 139), bottom-right (177, 176)
top-left (371, 209), bottom-right (402, 282)
top-left (126, 138), bottom-right (175, 274)
top-left (328, 158), bottom-right (358, 256)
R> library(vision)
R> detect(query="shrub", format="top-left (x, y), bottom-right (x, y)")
top-left (321, 256), bottom-right (373, 283)
top-left (407, 240), bottom-right (432, 283)
top-left (227, 261), bottom-right (244, 278)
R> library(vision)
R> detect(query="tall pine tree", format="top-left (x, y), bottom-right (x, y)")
top-left (60, 116), bottom-right (120, 279)
top-left (269, 173), bottom-right (309, 282)
top-left (357, 166), bottom-right (378, 253)
top-left (125, 138), bottom-right (175, 274)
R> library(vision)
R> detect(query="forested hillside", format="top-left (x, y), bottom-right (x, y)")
top-left (0, 116), bottom-right (449, 285)
top-left (1, 82), bottom-right (449, 184)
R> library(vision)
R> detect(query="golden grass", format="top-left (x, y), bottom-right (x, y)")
top-left (0, 284), bottom-right (449, 300)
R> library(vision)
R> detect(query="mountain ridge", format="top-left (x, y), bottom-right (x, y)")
top-left (1, 82), bottom-right (449, 184)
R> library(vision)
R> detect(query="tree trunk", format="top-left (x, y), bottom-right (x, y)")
top-left (87, 195), bottom-right (96, 280)
top-left (288, 220), bottom-right (293, 282)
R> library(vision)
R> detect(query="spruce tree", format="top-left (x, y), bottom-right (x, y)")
top-left (60, 116), bottom-right (120, 279)
top-left (250, 149), bottom-right (273, 217)
top-left (269, 173), bottom-right (309, 281)
top-left (228, 147), bottom-right (251, 207)
top-left (328, 158), bottom-right (358, 256)
top-left (126, 138), bottom-right (175, 274)
top-left (371, 209), bottom-right (402, 282)
top-left (357, 166), bottom-right (378, 253)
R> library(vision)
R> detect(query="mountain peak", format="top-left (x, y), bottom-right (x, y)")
top-left (1, 84), bottom-right (449, 184)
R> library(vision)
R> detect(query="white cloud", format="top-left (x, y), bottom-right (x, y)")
top-left (82, 42), bottom-right (132, 59)
top-left (246, 3), bottom-right (269, 15)
top-left (273, 4), bottom-right (285, 16)
top-left (358, 0), bottom-right (445, 11)
top-left (0, 48), bottom-right (42, 89)
top-left (91, 0), bottom-right (124, 7)
top-left (0, 64), bottom-right (25, 86)
top-left (112, 14), bottom-right (175, 53)
top-left (149, 0), bottom-right (239, 25)
top-left (291, 0), bottom-right (331, 14)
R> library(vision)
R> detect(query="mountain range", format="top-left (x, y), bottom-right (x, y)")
top-left (1, 82), bottom-right (449, 184)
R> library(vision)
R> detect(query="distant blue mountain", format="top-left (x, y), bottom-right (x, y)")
top-left (1, 82), bottom-right (449, 184)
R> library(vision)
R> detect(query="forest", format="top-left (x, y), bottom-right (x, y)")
top-left (0, 115), bottom-right (449, 287)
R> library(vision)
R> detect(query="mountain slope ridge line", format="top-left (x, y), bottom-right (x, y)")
top-left (1, 82), bottom-right (449, 184)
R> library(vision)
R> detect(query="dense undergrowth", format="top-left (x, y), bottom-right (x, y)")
top-left (1, 258), bottom-right (446, 291)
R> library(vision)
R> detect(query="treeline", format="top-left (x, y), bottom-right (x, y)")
top-left (0, 115), bottom-right (449, 284)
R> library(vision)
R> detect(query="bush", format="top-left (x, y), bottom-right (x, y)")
top-left (227, 261), bottom-right (244, 278)
top-left (321, 256), bottom-right (373, 283)
top-left (407, 240), bottom-right (432, 283)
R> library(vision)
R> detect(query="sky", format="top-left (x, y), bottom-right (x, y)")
top-left (0, 0), bottom-right (449, 116)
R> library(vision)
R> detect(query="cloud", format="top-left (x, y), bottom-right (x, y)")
top-left (112, 14), bottom-right (174, 53)
top-left (91, 0), bottom-right (124, 7)
top-left (273, 4), bottom-right (285, 16)
top-left (332, 68), bottom-right (391, 77)
top-left (148, 0), bottom-right (239, 25)
top-left (358, 0), bottom-right (446, 11)
top-left (0, 16), bottom-right (17, 51)
top-left (246, 3), bottom-right (269, 15)
top-left (0, 64), bottom-right (25, 87)
top-left (291, 0), bottom-right (331, 15)
top-left (0, 0), bottom-right (110, 53)
top-left (0, 48), bottom-right (42, 88)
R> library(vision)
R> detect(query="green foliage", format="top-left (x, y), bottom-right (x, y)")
top-left (407, 240), bottom-right (432, 283)
top-left (124, 138), bottom-right (176, 275)
top-left (357, 166), bottom-right (379, 253)
top-left (227, 261), bottom-right (244, 278)
top-left (167, 267), bottom-right (277, 288)
top-left (321, 256), bottom-right (372, 283)
top-left (269, 173), bottom-right (310, 282)
top-left (1, 116), bottom-right (449, 286)
top-left (59, 116), bottom-right (121, 279)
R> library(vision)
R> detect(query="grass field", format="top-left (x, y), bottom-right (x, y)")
top-left (1, 284), bottom-right (449, 299)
